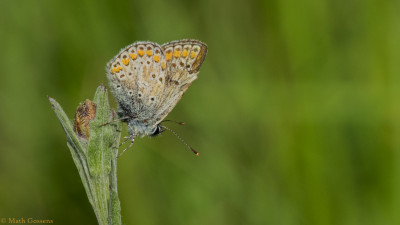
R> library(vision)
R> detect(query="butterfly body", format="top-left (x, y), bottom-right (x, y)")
top-left (106, 39), bottom-right (207, 138)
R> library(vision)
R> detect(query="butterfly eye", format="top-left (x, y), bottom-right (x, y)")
top-left (150, 125), bottom-right (164, 136)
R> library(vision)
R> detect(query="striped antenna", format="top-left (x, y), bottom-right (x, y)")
top-left (161, 125), bottom-right (199, 156)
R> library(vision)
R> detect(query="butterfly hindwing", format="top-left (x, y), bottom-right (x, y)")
top-left (107, 41), bottom-right (166, 120)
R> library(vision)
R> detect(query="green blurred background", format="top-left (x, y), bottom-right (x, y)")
top-left (0, 0), bottom-right (399, 224)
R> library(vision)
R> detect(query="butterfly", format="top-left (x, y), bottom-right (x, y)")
top-left (106, 39), bottom-right (207, 156)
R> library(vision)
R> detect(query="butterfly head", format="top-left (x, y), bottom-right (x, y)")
top-left (150, 124), bottom-right (164, 137)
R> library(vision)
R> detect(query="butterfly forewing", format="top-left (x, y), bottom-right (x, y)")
top-left (156, 40), bottom-right (208, 122)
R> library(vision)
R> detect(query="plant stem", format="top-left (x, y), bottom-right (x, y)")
top-left (49, 85), bottom-right (122, 225)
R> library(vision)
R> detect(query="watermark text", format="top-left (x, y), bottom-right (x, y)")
top-left (0, 217), bottom-right (53, 224)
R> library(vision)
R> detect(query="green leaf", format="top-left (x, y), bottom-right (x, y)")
top-left (88, 85), bottom-right (115, 176)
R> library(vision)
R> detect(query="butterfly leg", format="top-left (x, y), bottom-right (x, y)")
top-left (108, 135), bottom-right (129, 148)
top-left (117, 136), bottom-right (136, 158)
top-left (119, 136), bottom-right (131, 147)
top-left (99, 116), bottom-right (129, 127)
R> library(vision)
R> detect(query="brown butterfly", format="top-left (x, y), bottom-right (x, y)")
top-left (106, 39), bottom-right (207, 156)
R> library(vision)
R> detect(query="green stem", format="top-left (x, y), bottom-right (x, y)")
top-left (49, 85), bottom-right (122, 225)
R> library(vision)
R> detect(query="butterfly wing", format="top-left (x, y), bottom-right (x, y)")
top-left (106, 41), bottom-right (166, 121)
top-left (154, 39), bottom-right (208, 122)
top-left (106, 39), bottom-right (207, 127)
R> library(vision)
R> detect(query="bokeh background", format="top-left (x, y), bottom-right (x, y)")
top-left (1, 0), bottom-right (399, 224)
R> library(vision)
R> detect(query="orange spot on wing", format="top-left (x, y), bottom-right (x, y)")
top-left (154, 55), bottom-right (161, 62)
top-left (190, 51), bottom-right (197, 59)
top-left (122, 58), bottom-right (129, 65)
top-left (146, 50), bottom-right (152, 56)
top-left (182, 50), bottom-right (189, 57)
top-left (113, 66), bottom-right (123, 73)
top-left (165, 52), bottom-right (172, 61)
top-left (174, 50), bottom-right (181, 58)
top-left (138, 50), bottom-right (145, 57)
top-left (161, 61), bottom-right (166, 69)
top-left (129, 53), bottom-right (137, 60)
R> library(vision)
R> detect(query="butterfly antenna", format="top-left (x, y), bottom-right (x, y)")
top-left (160, 125), bottom-right (199, 156)
top-left (161, 120), bottom-right (185, 125)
